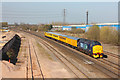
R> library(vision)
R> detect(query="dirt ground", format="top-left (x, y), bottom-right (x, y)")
top-left (1, 31), bottom-right (26, 78)
top-left (0, 31), bottom-right (17, 79)
top-left (1, 31), bottom-right (119, 78)
top-left (23, 32), bottom-right (76, 78)
top-left (1, 31), bottom-right (76, 78)
top-left (0, 31), bottom-right (16, 49)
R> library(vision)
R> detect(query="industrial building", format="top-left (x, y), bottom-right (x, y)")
top-left (52, 23), bottom-right (119, 32)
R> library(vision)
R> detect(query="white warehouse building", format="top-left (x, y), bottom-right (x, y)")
top-left (52, 23), bottom-right (119, 32)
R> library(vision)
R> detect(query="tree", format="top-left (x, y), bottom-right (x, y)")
top-left (100, 26), bottom-right (118, 45)
top-left (14, 22), bottom-right (19, 26)
top-left (2, 22), bottom-right (8, 27)
top-left (86, 25), bottom-right (100, 41)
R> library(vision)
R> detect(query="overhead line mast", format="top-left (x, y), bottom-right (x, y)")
top-left (86, 11), bottom-right (88, 25)
top-left (63, 9), bottom-right (66, 26)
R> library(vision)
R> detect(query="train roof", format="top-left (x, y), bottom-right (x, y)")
top-left (79, 38), bottom-right (94, 42)
top-left (46, 32), bottom-right (61, 35)
top-left (79, 38), bottom-right (101, 45)
top-left (46, 32), bottom-right (101, 43)
top-left (46, 32), bottom-right (80, 40)
top-left (67, 36), bottom-right (80, 40)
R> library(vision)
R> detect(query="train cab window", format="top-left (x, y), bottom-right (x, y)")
top-left (90, 44), bottom-right (92, 47)
top-left (94, 41), bottom-right (101, 45)
top-left (80, 43), bottom-right (84, 48)
top-left (84, 44), bottom-right (88, 49)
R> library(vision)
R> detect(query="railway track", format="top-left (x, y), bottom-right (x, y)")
top-left (98, 59), bottom-right (119, 70)
top-left (31, 42), bottom-right (45, 80)
top-left (37, 39), bottom-right (89, 78)
top-left (101, 51), bottom-right (120, 72)
top-left (24, 31), bottom-right (119, 78)
top-left (27, 40), bottom-right (44, 80)
top-left (103, 50), bottom-right (119, 58)
top-left (28, 41), bottom-right (34, 80)
top-left (32, 35), bottom-right (113, 78)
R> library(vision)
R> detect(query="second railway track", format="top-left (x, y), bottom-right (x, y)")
top-left (27, 40), bottom-right (45, 80)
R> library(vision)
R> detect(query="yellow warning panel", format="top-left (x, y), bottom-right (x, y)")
top-left (93, 45), bottom-right (103, 53)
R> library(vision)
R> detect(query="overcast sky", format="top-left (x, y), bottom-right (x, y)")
top-left (2, 2), bottom-right (118, 24)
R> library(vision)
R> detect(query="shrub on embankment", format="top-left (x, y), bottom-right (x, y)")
top-left (55, 28), bottom-right (85, 34)
top-left (100, 26), bottom-right (118, 45)
top-left (86, 25), bottom-right (119, 45)
top-left (86, 25), bottom-right (100, 41)
top-left (14, 24), bottom-right (53, 31)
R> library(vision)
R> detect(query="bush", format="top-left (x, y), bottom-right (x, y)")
top-left (86, 25), bottom-right (100, 41)
top-left (70, 28), bottom-right (85, 34)
top-left (38, 24), bottom-right (53, 31)
top-left (55, 29), bottom-right (85, 34)
top-left (2, 22), bottom-right (8, 27)
top-left (100, 26), bottom-right (118, 45)
top-left (118, 29), bottom-right (120, 45)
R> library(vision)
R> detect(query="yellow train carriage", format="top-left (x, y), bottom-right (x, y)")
top-left (45, 32), bottom-right (53, 38)
top-left (51, 33), bottom-right (62, 40)
top-left (44, 32), bottom-right (47, 36)
top-left (52, 34), bottom-right (59, 40)
top-left (67, 38), bottom-right (77, 47)
top-left (59, 35), bottom-right (67, 43)
top-left (45, 32), bottom-right (61, 41)
top-left (66, 36), bottom-right (80, 47)
top-left (45, 32), bottom-right (80, 47)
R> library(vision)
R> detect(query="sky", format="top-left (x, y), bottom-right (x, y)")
top-left (1, 0), bottom-right (120, 2)
top-left (1, 2), bottom-right (119, 24)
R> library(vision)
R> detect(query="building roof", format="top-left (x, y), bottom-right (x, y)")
top-left (53, 26), bottom-right (63, 28)
top-left (96, 23), bottom-right (118, 25)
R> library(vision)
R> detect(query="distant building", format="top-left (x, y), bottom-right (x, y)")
top-left (62, 23), bottom-right (119, 32)
top-left (52, 23), bottom-right (119, 32)
top-left (52, 25), bottom-right (63, 31)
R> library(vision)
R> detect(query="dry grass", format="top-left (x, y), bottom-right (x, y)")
top-left (36, 42), bottom-right (53, 60)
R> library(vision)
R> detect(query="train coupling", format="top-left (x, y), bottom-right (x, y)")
top-left (103, 54), bottom-right (107, 58)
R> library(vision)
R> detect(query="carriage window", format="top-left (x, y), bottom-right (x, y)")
top-left (48, 33), bottom-right (52, 36)
top-left (60, 36), bottom-right (66, 40)
top-left (53, 35), bottom-right (58, 37)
